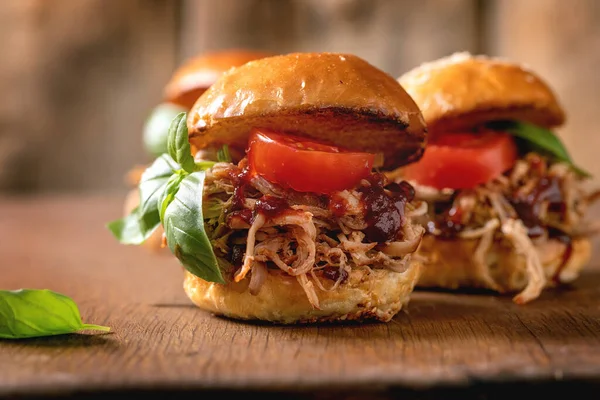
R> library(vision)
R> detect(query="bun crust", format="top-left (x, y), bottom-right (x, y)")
top-left (164, 49), bottom-right (272, 109)
top-left (398, 52), bottom-right (565, 132)
top-left (416, 235), bottom-right (591, 294)
top-left (183, 263), bottom-right (422, 324)
top-left (187, 52), bottom-right (427, 170)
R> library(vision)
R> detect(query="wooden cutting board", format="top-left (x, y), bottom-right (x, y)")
top-left (1, 195), bottom-right (600, 399)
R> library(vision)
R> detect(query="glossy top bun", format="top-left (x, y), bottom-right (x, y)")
top-left (187, 52), bottom-right (427, 170)
top-left (163, 49), bottom-right (273, 109)
top-left (398, 52), bottom-right (565, 132)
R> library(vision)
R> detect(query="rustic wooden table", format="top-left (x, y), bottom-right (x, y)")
top-left (2, 195), bottom-right (600, 399)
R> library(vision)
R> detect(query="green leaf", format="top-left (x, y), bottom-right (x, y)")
top-left (194, 161), bottom-right (217, 171)
top-left (143, 103), bottom-right (188, 157)
top-left (167, 112), bottom-right (195, 173)
top-left (163, 171), bottom-right (224, 283)
top-left (106, 207), bottom-right (149, 245)
top-left (158, 172), bottom-right (186, 222)
top-left (217, 145), bottom-right (232, 163)
top-left (0, 289), bottom-right (110, 339)
top-left (203, 197), bottom-right (225, 219)
top-left (489, 120), bottom-right (591, 178)
top-left (107, 154), bottom-right (179, 244)
top-left (139, 154), bottom-right (180, 218)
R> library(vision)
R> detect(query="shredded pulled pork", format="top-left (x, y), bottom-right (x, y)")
top-left (202, 159), bottom-right (426, 309)
top-left (408, 152), bottom-right (599, 304)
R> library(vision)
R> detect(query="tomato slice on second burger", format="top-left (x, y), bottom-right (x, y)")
top-left (400, 130), bottom-right (518, 190)
top-left (247, 128), bottom-right (375, 194)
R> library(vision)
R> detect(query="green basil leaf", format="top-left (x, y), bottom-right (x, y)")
top-left (139, 154), bottom-right (180, 218)
top-left (489, 120), bottom-right (591, 178)
top-left (158, 172), bottom-right (186, 222)
top-left (0, 289), bottom-right (110, 339)
top-left (217, 145), bottom-right (232, 163)
top-left (195, 161), bottom-right (217, 171)
top-left (143, 103), bottom-right (188, 157)
top-left (203, 197), bottom-right (225, 219)
top-left (167, 112), bottom-right (195, 173)
top-left (163, 171), bottom-right (224, 283)
top-left (106, 206), bottom-right (149, 245)
top-left (107, 154), bottom-right (179, 244)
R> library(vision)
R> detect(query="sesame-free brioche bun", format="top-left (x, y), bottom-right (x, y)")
top-left (187, 52), bottom-right (427, 170)
top-left (183, 262), bottom-right (422, 324)
top-left (416, 235), bottom-right (591, 302)
top-left (398, 52), bottom-right (565, 133)
top-left (164, 49), bottom-right (273, 110)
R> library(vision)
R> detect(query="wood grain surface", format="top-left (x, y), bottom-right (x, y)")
top-left (1, 195), bottom-right (600, 399)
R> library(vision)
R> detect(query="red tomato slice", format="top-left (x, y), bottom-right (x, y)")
top-left (247, 129), bottom-right (375, 194)
top-left (401, 131), bottom-right (518, 190)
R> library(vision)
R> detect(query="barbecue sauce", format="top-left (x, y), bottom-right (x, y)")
top-left (226, 162), bottom-right (290, 225)
top-left (429, 175), bottom-right (569, 240)
top-left (228, 162), bottom-right (252, 214)
top-left (426, 194), bottom-right (465, 238)
top-left (328, 193), bottom-right (349, 218)
top-left (254, 195), bottom-right (289, 220)
top-left (510, 176), bottom-right (564, 238)
top-left (322, 266), bottom-right (349, 283)
top-left (358, 176), bottom-right (414, 243)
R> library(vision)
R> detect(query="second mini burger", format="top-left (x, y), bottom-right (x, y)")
top-left (394, 52), bottom-right (598, 304)
top-left (109, 52), bottom-right (428, 324)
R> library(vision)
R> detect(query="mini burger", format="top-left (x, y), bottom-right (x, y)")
top-left (392, 52), bottom-right (599, 304)
top-left (124, 49), bottom-right (272, 252)
top-left (109, 52), bottom-right (428, 324)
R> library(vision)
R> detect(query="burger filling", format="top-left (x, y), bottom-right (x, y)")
top-left (393, 121), bottom-right (598, 304)
top-left (108, 114), bottom-right (425, 310)
top-left (201, 129), bottom-right (425, 308)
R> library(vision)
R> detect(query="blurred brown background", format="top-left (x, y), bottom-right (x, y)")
top-left (0, 0), bottom-right (598, 194)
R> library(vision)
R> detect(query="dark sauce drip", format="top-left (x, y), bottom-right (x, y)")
top-left (429, 176), bottom-right (568, 240)
top-left (227, 162), bottom-right (252, 216)
top-left (322, 267), bottom-right (349, 283)
top-left (358, 175), bottom-right (414, 243)
top-left (510, 176), bottom-right (564, 238)
top-left (548, 227), bottom-right (573, 284)
top-left (253, 195), bottom-right (289, 220)
top-left (226, 160), bottom-right (291, 227)
top-left (225, 165), bottom-right (289, 268)
top-left (426, 194), bottom-right (465, 239)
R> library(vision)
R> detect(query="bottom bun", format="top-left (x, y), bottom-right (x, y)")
top-left (183, 263), bottom-right (422, 324)
top-left (123, 188), bottom-right (164, 252)
top-left (416, 234), bottom-right (591, 293)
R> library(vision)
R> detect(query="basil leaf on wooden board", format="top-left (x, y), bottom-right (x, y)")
top-left (0, 289), bottom-right (110, 339)
top-left (107, 154), bottom-right (179, 244)
top-left (163, 171), bottom-right (224, 284)
top-left (489, 120), bottom-right (591, 178)
top-left (143, 103), bottom-right (188, 157)
top-left (167, 112), bottom-right (196, 173)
